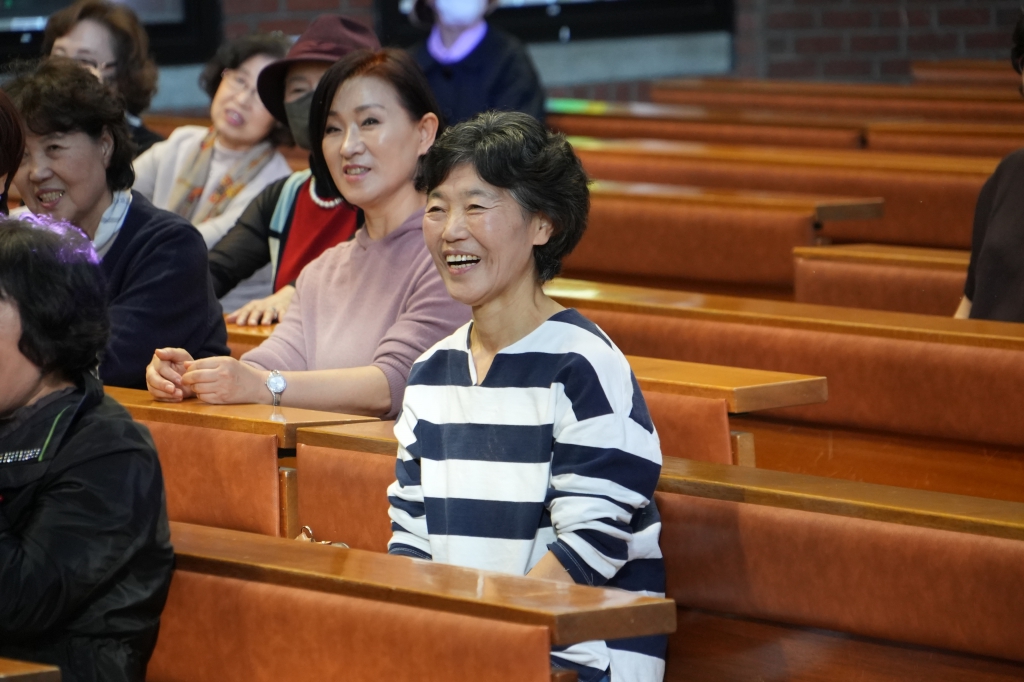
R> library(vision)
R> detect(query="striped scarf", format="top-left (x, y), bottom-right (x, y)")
top-left (167, 127), bottom-right (276, 224)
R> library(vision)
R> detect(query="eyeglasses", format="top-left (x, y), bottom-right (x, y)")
top-left (221, 68), bottom-right (259, 100)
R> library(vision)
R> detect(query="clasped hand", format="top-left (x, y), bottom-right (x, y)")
top-left (146, 348), bottom-right (268, 404)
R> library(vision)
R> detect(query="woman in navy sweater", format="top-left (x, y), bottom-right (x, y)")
top-left (9, 58), bottom-right (228, 388)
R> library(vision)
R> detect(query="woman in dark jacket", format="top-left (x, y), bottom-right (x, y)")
top-left (0, 218), bottom-right (174, 682)
top-left (9, 58), bottom-right (228, 389)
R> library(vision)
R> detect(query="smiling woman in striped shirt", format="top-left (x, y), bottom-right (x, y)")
top-left (387, 111), bottom-right (665, 682)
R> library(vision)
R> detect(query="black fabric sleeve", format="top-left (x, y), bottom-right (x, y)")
top-left (0, 424), bottom-right (164, 635)
top-left (492, 38), bottom-right (546, 124)
top-left (207, 177), bottom-right (289, 298)
top-left (101, 218), bottom-right (221, 388)
top-left (965, 169), bottom-right (1000, 300)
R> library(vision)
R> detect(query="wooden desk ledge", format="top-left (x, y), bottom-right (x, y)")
top-left (0, 659), bottom-right (60, 681)
top-left (653, 77), bottom-right (1024, 103)
top-left (298, 420), bottom-right (399, 455)
top-left (659, 457), bottom-right (1024, 543)
top-left (567, 135), bottom-right (1000, 176)
top-left (105, 386), bottom-right (377, 448)
top-left (170, 521), bottom-right (676, 646)
top-left (626, 356), bottom-right (826, 413)
top-left (793, 243), bottom-right (969, 270)
top-left (544, 278), bottom-right (1024, 352)
top-left (590, 180), bottom-right (883, 223)
top-left (226, 321), bottom-right (275, 345)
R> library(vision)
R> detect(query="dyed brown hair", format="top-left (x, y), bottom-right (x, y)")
top-left (43, 0), bottom-right (158, 116)
top-left (0, 89), bottom-right (25, 215)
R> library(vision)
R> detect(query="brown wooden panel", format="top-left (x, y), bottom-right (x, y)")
top-left (668, 608), bottom-right (1024, 682)
top-left (793, 243), bottom-right (969, 271)
top-left (0, 659), bottom-right (60, 681)
top-left (655, 78), bottom-right (1022, 102)
top-left (544, 277), bottom-right (1024, 351)
top-left (169, 522), bottom-right (677, 646)
top-left (912, 59), bottom-right (1020, 88)
top-left (105, 386), bottom-right (376, 447)
top-left (591, 180), bottom-right (883, 223)
top-left (626, 355), bottom-right (827, 413)
top-left (731, 415), bottom-right (1024, 505)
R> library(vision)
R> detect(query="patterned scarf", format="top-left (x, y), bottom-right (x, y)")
top-left (167, 127), bottom-right (276, 224)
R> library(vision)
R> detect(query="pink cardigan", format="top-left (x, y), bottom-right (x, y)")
top-left (241, 209), bottom-right (470, 417)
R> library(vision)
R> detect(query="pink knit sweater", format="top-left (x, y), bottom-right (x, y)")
top-left (241, 209), bottom-right (470, 417)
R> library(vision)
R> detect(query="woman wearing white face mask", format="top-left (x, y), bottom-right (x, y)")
top-left (409, 0), bottom-right (545, 126)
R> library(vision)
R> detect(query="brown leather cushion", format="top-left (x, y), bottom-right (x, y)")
top-left (645, 393), bottom-right (732, 464)
top-left (794, 258), bottom-right (966, 316)
top-left (548, 114), bottom-right (863, 149)
top-left (568, 197), bottom-right (813, 286)
top-left (143, 421), bottom-right (281, 536)
top-left (297, 444), bottom-right (394, 550)
top-left (656, 491), bottom-right (1024, 663)
top-left (574, 149), bottom-right (983, 249)
top-left (581, 308), bottom-right (1024, 447)
top-left (148, 570), bottom-right (552, 682)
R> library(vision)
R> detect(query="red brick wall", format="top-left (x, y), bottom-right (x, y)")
top-left (222, 0), bottom-right (373, 39)
top-left (736, 0), bottom-right (1022, 80)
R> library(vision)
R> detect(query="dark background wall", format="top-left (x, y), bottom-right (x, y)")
top-left (735, 0), bottom-right (1021, 80)
top-left (222, 0), bottom-right (373, 39)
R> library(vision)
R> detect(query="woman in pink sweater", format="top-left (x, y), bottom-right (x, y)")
top-left (145, 49), bottom-right (470, 418)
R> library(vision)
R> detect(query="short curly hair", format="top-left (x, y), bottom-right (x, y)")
top-left (43, 0), bottom-right (158, 117)
top-left (199, 33), bottom-right (293, 147)
top-left (417, 111), bottom-right (590, 282)
top-left (7, 57), bottom-right (135, 191)
top-left (0, 218), bottom-right (109, 382)
top-left (0, 89), bottom-right (24, 216)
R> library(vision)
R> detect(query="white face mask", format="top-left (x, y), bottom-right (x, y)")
top-left (433, 0), bottom-right (488, 27)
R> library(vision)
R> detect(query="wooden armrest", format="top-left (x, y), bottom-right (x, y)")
top-left (105, 386), bottom-right (377, 448)
top-left (170, 522), bottom-right (676, 645)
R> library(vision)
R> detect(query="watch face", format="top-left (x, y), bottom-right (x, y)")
top-left (267, 374), bottom-right (287, 393)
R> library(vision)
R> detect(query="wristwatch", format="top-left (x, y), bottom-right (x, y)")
top-left (266, 370), bottom-right (287, 407)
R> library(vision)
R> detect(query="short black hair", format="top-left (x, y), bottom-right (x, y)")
top-left (1013, 9), bottom-right (1024, 74)
top-left (7, 57), bottom-right (134, 190)
top-left (199, 33), bottom-right (292, 147)
top-left (309, 48), bottom-right (443, 199)
top-left (0, 218), bottom-right (109, 382)
top-left (0, 89), bottom-right (24, 215)
top-left (43, 0), bottom-right (158, 116)
top-left (418, 111), bottom-right (590, 282)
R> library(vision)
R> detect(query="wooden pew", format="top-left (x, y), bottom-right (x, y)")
top-left (568, 180), bottom-right (882, 292)
top-left (650, 78), bottom-right (1024, 123)
top-left (549, 98), bottom-right (1024, 158)
top-left (105, 386), bottom-right (375, 537)
top-left (912, 59), bottom-right (1021, 88)
top-left (793, 243), bottom-right (969, 316)
top-left (149, 521), bottom-right (675, 682)
top-left (543, 277), bottom-right (1024, 449)
top-left (283, 428), bottom-right (1024, 680)
top-left (567, 136), bottom-right (997, 250)
top-left (546, 97), bottom-right (866, 149)
top-left (0, 659), bottom-right (60, 681)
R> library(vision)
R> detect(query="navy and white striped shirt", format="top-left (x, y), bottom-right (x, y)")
top-left (388, 309), bottom-right (666, 682)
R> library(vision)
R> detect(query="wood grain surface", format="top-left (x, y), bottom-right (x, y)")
top-left (170, 521), bottom-right (676, 646)
top-left (0, 659), bottom-right (60, 681)
top-left (105, 386), bottom-right (376, 447)
top-left (793, 243), bottom-right (970, 270)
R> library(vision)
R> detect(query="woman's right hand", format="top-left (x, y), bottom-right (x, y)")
top-left (226, 285), bottom-right (297, 326)
top-left (147, 348), bottom-right (197, 401)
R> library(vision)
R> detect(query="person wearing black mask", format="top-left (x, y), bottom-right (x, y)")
top-left (206, 15), bottom-right (380, 323)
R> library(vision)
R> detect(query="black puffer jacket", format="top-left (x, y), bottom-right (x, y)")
top-left (0, 372), bottom-right (174, 682)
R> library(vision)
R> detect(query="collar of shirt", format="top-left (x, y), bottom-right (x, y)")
top-left (93, 189), bottom-right (133, 258)
top-left (427, 21), bottom-right (488, 65)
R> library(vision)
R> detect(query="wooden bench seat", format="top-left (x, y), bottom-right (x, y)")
top-left (568, 180), bottom-right (883, 289)
top-left (793, 243), bottom-right (969, 315)
top-left (912, 59), bottom-right (1020, 88)
top-left (106, 387), bottom-right (374, 537)
top-left (544, 278), bottom-right (1024, 448)
top-left (549, 98), bottom-right (1024, 158)
top-left (568, 136), bottom-right (996, 250)
top-left (651, 78), bottom-right (1024, 123)
top-left (148, 522), bottom-right (674, 682)
top-left (285, 430), bottom-right (1024, 680)
top-left (0, 659), bottom-right (60, 681)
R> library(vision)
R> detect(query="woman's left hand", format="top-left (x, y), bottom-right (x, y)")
top-left (180, 357), bottom-right (269, 405)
